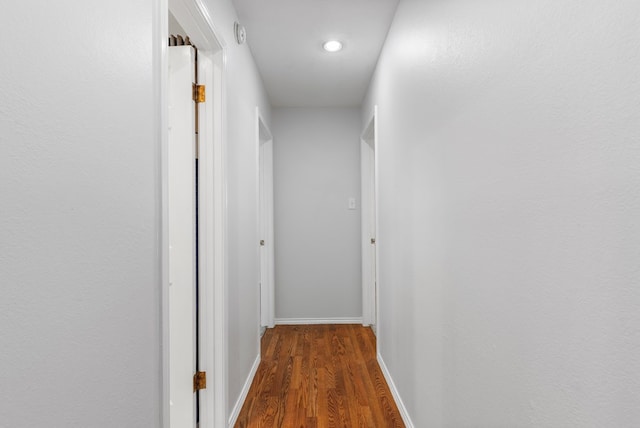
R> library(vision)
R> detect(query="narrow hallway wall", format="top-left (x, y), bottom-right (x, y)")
top-left (273, 107), bottom-right (362, 321)
top-left (0, 1), bottom-right (162, 425)
top-left (204, 0), bottom-right (273, 420)
top-left (364, 0), bottom-right (640, 426)
top-left (0, 0), bottom-right (274, 425)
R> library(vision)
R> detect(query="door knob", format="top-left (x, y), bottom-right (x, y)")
top-left (260, 240), bottom-right (265, 246)
top-left (370, 238), bottom-right (376, 244)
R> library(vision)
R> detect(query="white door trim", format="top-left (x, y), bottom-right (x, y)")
top-left (160, 1), bottom-right (228, 427)
top-left (257, 108), bottom-right (275, 329)
top-left (196, 49), bottom-right (227, 428)
top-left (361, 106), bottom-right (379, 332)
top-left (155, 3), bottom-right (170, 427)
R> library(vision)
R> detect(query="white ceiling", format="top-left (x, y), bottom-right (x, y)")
top-left (232, 0), bottom-right (399, 107)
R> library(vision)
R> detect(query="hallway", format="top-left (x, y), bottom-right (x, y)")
top-left (3, 0), bottom-right (640, 427)
top-left (236, 325), bottom-right (404, 427)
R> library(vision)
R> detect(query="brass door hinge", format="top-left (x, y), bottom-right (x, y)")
top-left (193, 84), bottom-right (206, 103)
top-left (193, 371), bottom-right (207, 392)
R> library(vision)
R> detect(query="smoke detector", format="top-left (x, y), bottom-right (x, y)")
top-left (234, 21), bottom-right (246, 45)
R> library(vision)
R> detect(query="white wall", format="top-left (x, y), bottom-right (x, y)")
top-left (0, 0), bottom-right (272, 425)
top-left (203, 0), bottom-right (272, 420)
top-left (364, 0), bottom-right (640, 426)
top-left (0, 1), bottom-right (162, 426)
top-left (273, 108), bottom-right (362, 320)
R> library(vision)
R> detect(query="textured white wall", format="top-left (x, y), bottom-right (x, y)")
top-left (203, 0), bottom-right (272, 419)
top-left (273, 108), bottom-right (362, 320)
top-left (0, 0), bottom-right (272, 425)
top-left (0, 1), bottom-right (162, 426)
top-left (364, 0), bottom-right (640, 426)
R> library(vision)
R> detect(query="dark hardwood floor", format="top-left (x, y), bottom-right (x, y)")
top-left (235, 324), bottom-right (405, 428)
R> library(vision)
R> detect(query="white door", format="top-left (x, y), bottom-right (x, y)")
top-left (168, 45), bottom-right (197, 428)
top-left (361, 109), bottom-right (378, 333)
top-left (258, 114), bottom-right (275, 328)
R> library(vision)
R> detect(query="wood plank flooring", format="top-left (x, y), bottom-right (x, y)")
top-left (235, 324), bottom-right (405, 428)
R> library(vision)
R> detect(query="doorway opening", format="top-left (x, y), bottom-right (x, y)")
top-left (257, 109), bottom-right (275, 333)
top-left (361, 106), bottom-right (378, 335)
top-left (162, 2), bottom-right (227, 428)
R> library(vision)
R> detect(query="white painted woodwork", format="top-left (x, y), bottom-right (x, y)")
top-left (166, 2), bottom-right (275, 424)
top-left (207, 49), bottom-right (228, 428)
top-left (193, 48), bottom-right (224, 428)
top-left (168, 45), bottom-right (197, 428)
top-left (195, 49), bottom-right (214, 428)
top-left (168, 3), bottom-right (229, 427)
top-left (275, 317), bottom-right (364, 325)
top-left (168, 1), bottom-right (273, 423)
top-left (258, 112), bottom-right (275, 328)
top-left (169, 0), bottom-right (224, 52)
top-left (361, 109), bottom-right (378, 331)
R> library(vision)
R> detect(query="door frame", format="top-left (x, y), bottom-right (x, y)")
top-left (157, 1), bottom-right (228, 427)
top-left (257, 108), bottom-right (275, 330)
top-left (361, 106), bottom-right (379, 331)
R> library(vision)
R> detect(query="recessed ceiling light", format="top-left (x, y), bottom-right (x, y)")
top-left (323, 40), bottom-right (343, 53)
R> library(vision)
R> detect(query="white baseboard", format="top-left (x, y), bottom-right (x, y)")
top-left (377, 352), bottom-right (415, 428)
top-left (274, 317), bottom-right (363, 325)
top-left (227, 354), bottom-right (260, 428)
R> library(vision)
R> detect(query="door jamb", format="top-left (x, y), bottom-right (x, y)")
top-left (361, 106), bottom-right (379, 335)
top-left (159, 1), bottom-right (228, 427)
top-left (257, 107), bottom-right (275, 331)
